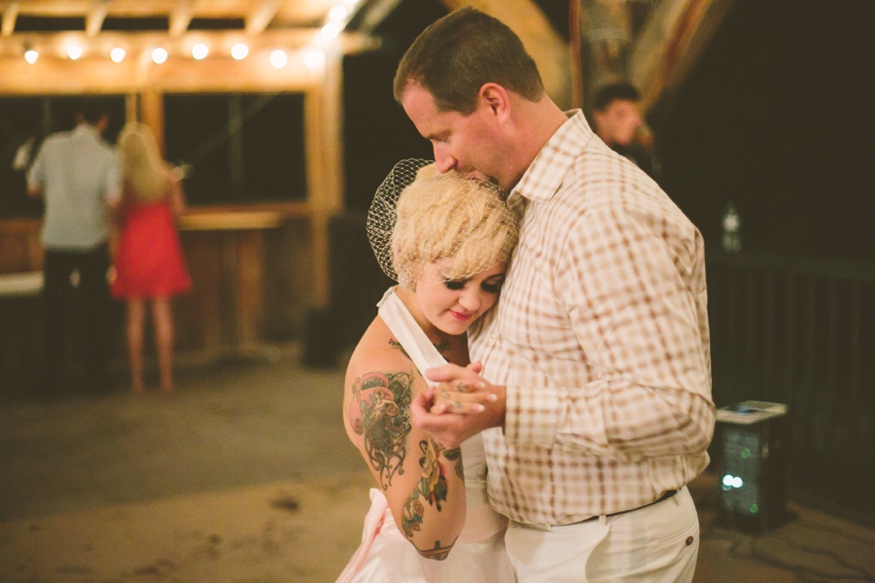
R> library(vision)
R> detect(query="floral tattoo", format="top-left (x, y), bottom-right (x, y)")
top-left (349, 371), bottom-right (414, 490)
top-left (400, 439), bottom-right (462, 558)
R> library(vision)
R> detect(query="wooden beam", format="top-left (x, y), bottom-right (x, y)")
top-left (0, 29), bottom-right (380, 61)
top-left (304, 51), bottom-right (344, 308)
top-left (85, 0), bottom-right (109, 37)
top-left (246, 0), bottom-right (282, 36)
top-left (1, 1), bottom-right (19, 37)
top-left (169, 0), bottom-right (196, 38)
top-left (440, 0), bottom-right (572, 110)
top-left (355, 0), bottom-right (404, 34)
top-left (628, 0), bottom-right (735, 114)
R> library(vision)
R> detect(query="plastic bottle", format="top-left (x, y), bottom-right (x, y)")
top-left (721, 201), bottom-right (742, 252)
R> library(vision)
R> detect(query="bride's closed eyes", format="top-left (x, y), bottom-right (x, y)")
top-left (443, 277), bottom-right (505, 294)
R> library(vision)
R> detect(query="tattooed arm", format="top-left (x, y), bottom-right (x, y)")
top-left (343, 337), bottom-right (467, 560)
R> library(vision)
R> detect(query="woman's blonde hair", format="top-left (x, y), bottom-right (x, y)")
top-left (391, 165), bottom-right (520, 289)
top-left (117, 122), bottom-right (167, 203)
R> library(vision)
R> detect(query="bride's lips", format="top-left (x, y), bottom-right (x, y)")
top-left (449, 310), bottom-right (474, 321)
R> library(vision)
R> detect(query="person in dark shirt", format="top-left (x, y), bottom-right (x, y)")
top-left (592, 81), bottom-right (660, 180)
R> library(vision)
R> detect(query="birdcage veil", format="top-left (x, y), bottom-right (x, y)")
top-left (367, 159), bottom-right (520, 289)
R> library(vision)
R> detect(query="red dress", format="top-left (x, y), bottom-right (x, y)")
top-left (111, 199), bottom-right (191, 298)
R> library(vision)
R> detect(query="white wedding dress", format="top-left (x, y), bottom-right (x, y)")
top-left (336, 288), bottom-right (515, 583)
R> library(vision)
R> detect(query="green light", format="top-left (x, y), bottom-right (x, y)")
top-left (741, 448), bottom-right (751, 459)
top-left (750, 504), bottom-right (759, 514)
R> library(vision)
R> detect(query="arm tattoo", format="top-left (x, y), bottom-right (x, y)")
top-left (401, 439), bottom-right (462, 558)
top-left (388, 339), bottom-right (412, 361)
top-left (349, 371), bottom-right (414, 490)
top-left (443, 447), bottom-right (464, 481)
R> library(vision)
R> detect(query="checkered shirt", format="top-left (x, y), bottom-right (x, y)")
top-left (469, 110), bottom-right (715, 526)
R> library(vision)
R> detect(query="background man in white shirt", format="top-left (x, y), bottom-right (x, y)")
top-left (28, 99), bottom-right (121, 397)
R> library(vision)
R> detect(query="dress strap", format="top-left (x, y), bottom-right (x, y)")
top-left (377, 287), bottom-right (448, 374)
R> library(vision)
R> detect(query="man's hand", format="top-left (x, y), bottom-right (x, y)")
top-left (409, 363), bottom-right (506, 450)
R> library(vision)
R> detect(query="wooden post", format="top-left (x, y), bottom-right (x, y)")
top-left (577, 0), bottom-right (633, 112)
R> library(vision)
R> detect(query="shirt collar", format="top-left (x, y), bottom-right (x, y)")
top-left (509, 110), bottom-right (594, 205)
top-left (73, 123), bottom-right (102, 139)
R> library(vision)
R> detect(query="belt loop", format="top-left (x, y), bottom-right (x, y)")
top-left (598, 514), bottom-right (607, 526)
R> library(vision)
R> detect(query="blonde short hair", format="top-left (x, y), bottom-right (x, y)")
top-left (391, 165), bottom-right (520, 289)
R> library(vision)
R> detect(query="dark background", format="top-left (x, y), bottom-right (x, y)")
top-left (343, 0), bottom-right (875, 262)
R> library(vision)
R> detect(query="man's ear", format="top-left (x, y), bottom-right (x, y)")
top-left (478, 83), bottom-right (511, 122)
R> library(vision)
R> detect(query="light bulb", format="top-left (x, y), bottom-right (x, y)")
top-left (67, 45), bottom-right (83, 60)
top-left (320, 23), bottom-right (340, 40)
top-left (152, 47), bottom-right (168, 64)
top-left (191, 43), bottom-right (208, 60)
top-left (110, 47), bottom-right (125, 63)
top-left (303, 49), bottom-right (325, 70)
top-left (24, 49), bottom-right (38, 64)
top-left (231, 43), bottom-right (249, 60)
top-left (329, 6), bottom-right (349, 22)
top-left (269, 49), bottom-right (287, 69)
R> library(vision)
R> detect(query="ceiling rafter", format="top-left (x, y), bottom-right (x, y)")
top-left (85, 0), bottom-right (110, 37)
top-left (169, 0), bottom-right (197, 37)
top-left (1, 1), bottom-right (19, 37)
top-left (246, 0), bottom-right (283, 35)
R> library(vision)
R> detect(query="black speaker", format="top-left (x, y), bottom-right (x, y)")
top-left (302, 308), bottom-right (338, 368)
top-left (715, 401), bottom-right (790, 531)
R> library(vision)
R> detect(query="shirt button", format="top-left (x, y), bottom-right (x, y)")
top-left (685, 536), bottom-right (694, 546)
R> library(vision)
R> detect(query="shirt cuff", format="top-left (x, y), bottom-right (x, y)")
top-left (504, 383), bottom-right (562, 447)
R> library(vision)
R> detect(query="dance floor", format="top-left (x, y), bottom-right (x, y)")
top-left (1, 351), bottom-right (872, 582)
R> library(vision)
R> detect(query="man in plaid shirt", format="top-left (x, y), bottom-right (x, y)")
top-left (396, 7), bottom-right (715, 582)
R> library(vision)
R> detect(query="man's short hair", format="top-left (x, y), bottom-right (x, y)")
top-left (593, 82), bottom-right (640, 112)
top-left (77, 98), bottom-right (113, 124)
top-left (393, 6), bottom-right (544, 114)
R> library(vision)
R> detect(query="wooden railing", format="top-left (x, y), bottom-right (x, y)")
top-left (706, 250), bottom-right (875, 520)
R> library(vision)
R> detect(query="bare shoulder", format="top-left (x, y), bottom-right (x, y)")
top-left (343, 315), bottom-right (423, 440)
top-left (345, 316), bottom-right (417, 386)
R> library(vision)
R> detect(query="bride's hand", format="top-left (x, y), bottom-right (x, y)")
top-left (430, 380), bottom-right (497, 415)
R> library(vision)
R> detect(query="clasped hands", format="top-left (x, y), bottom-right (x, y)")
top-left (410, 361), bottom-right (506, 450)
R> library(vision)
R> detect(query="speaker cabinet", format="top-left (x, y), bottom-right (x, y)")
top-left (715, 401), bottom-right (790, 531)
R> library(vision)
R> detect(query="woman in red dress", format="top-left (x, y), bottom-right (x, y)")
top-left (111, 123), bottom-right (191, 393)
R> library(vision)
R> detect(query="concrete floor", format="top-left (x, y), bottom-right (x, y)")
top-left (1, 350), bottom-right (873, 583)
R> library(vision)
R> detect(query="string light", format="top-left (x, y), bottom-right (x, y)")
top-left (151, 47), bottom-right (168, 64)
top-left (328, 5), bottom-right (349, 22)
top-left (191, 43), bottom-right (208, 60)
top-left (230, 43), bottom-right (249, 60)
top-left (320, 22), bottom-right (340, 41)
top-left (67, 45), bottom-right (83, 60)
top-left (303, 49), bottom-right (325, 70)
top-left (269, 49), bottom-right (287, 69)
top-left (110, 47), bottom-right (125, 63)
top-left (24, 49), bottom-right (38, 64)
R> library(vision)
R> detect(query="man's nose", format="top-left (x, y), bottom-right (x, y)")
top-left (434, 148), bottom-right (457, 173)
